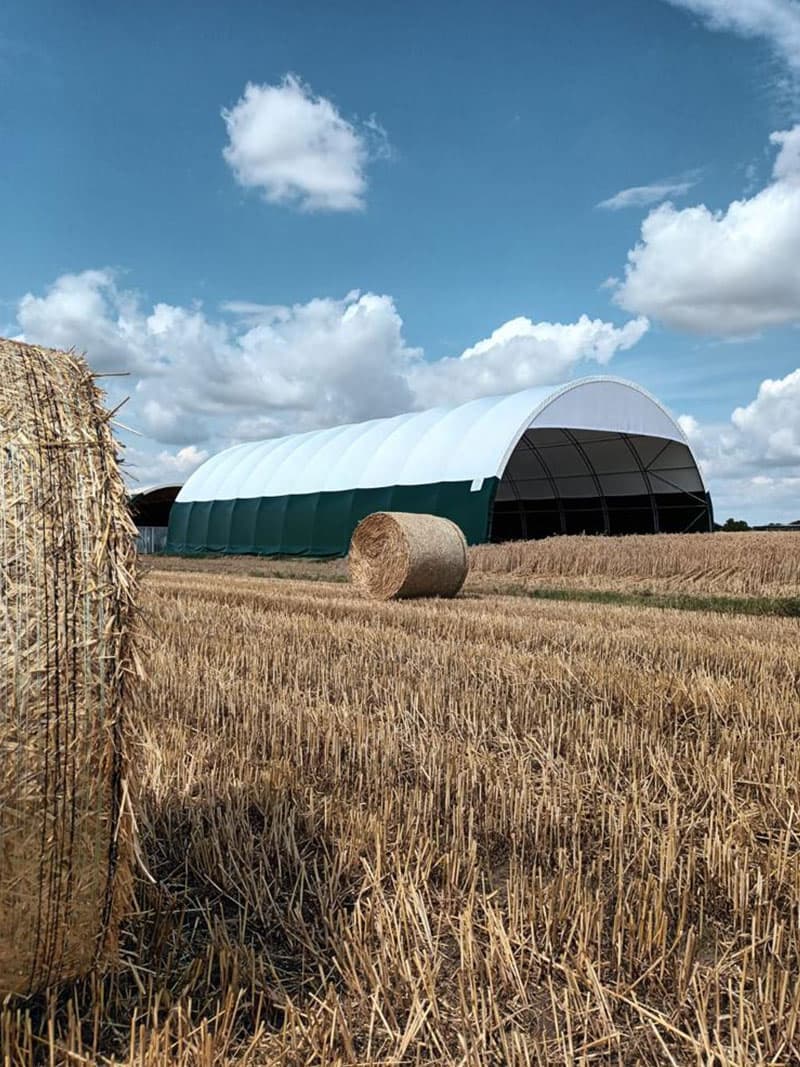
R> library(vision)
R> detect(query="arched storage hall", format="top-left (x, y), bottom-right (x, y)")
top-left (130, 484), bottom-right (182, 554)
top-left (167, 377), bottom-right (713, 557)
top-left (130, 484), bottom-right (183, 528)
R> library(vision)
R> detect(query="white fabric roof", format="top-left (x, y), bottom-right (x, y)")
top-left (177, 377), bottom-right (696, 503)
top-left (129, 483), bottom-right (183, 499)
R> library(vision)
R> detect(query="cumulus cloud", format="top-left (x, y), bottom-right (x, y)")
top-left (409, 314), bottom-right (649, 409)
top-left (663, 0), bottom-right (800, 78)
top-left (16, 271), bottom-right (416, 444)
top-left (613, 124), bottom-right (800, 334)
top-left (682, 371), bottom-right (800, 476)
top-left (598, 176), bottom-right (699, 210)
top-left (126, 445), bottom-right (211, 489)
top-left (222, 75), bottom-right (386, 212)
top-left (731, 369), bottom-right (800, 463)
top-left (679, 367), bottom-right (800, 522)
top-left (21, 272), bottom-right (797, 521)
top-left (17, 270), bottom-right (160, 373)
top-left (14, 269), bottom-right (649, 486)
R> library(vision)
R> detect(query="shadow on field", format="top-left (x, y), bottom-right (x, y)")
top-left (1, 779), bottom-right (356, 1063)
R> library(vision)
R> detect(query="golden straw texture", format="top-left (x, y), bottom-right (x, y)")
top-left (470, 531), bottom-right (800, 597)
top-left (0, 338), bottom-right (138, 996)
top-left (349, 511), bottom-right (468, 600)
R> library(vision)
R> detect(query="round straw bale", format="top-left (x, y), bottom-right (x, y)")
top-left (0, 338), bottom-right (138, 996)
top-left (349, 511), bottom-right (468, 600)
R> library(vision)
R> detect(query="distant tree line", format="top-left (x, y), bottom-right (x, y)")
top-left (715, 517), bottom-right (800, 532)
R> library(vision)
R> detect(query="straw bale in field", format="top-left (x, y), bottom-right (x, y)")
top-left (0, 338), bottom-right (138, 995)
top-left (349, 511), bottom-right (468, 600)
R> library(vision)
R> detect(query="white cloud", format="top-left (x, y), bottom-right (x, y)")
top-left (680, 367), bottom-right (800, 522)
top-left (677, 413), bottom-right (701, 438)
top-left (222, 75), bottom-right (383, 212)
top-left (19, 272), bottom-right (798, 521)
top-left (664, 0), bottom-right (800, 77)
top-left (716, 470), bottom-right (800, 524)
top-left (613, 124), bottom-right (800, 334)
top-left (17, 270), bottom-right (160, 373)
top-left (13, 269), bottom-right (649, 486)
top-left (598, 177), bottom-right (698, 210)
top-left (409, 314), bottom-right (649, 409)
top-left (771, 123), bottom-right (800, 176)
top-left (731, 368), bottom-right (800, 462)
top-left (125, 444), bottom-right (210, 490)
top-left (16, 270), bottom-right (417, 443)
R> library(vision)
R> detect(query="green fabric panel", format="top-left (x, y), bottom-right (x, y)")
top-left (186, 501), bottom-right (213, 551)
top-left (207, 498), bottom-right (236, 550)
top-left (229, 498), bottom-right (259, 553)
top-left (389, 483), bottom-right (438, 514)
top-left (338, 488), bottom-right (358, 553)
top-left (166, 500), bottom-right (190, 550)
top-left (282, 493), bottom-right (321, 555)
top-left (440, 479), bottom-right (496, 543)
top-left (311, 490), bottom-right (353, 556)
top-left (166, 477), bottom-right (498, 556)
top-left (349, 485), bottom-right (394, 531)
top-left (255, 496), bottom-right (289, 554)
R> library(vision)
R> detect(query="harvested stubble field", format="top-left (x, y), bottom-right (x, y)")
top-left (6, 558), bottom-right (800, 1065)
top-left (152, 531), bottom-right (800, 602)
top-left (469, 532), bottom-right (800, 599)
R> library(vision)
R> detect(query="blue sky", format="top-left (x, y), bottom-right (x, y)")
top-left (2, 0), bottom-right (800, 521)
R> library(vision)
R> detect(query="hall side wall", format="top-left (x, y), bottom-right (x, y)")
top-left (167, 478), bottom-right (498, 556)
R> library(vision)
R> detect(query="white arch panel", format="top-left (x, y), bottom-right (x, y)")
top-left (177, 377), bottom-right (698, 504)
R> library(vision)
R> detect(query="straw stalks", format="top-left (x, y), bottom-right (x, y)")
top-left (470, 532), bottom-right (800, 597)
top-left (349, 512), bottom-right (468, 600)
top-left (4, 566), bottom-right (799, 1063)
top-left (0, 339), bottom-right (138, 996)
top-left (149, 531), bottom-right (800, 602)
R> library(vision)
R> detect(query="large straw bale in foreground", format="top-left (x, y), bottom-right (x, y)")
top-left (349, 511), bottom-right (468, 600)
top-left (0, 339), bottom-right (137, 995)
